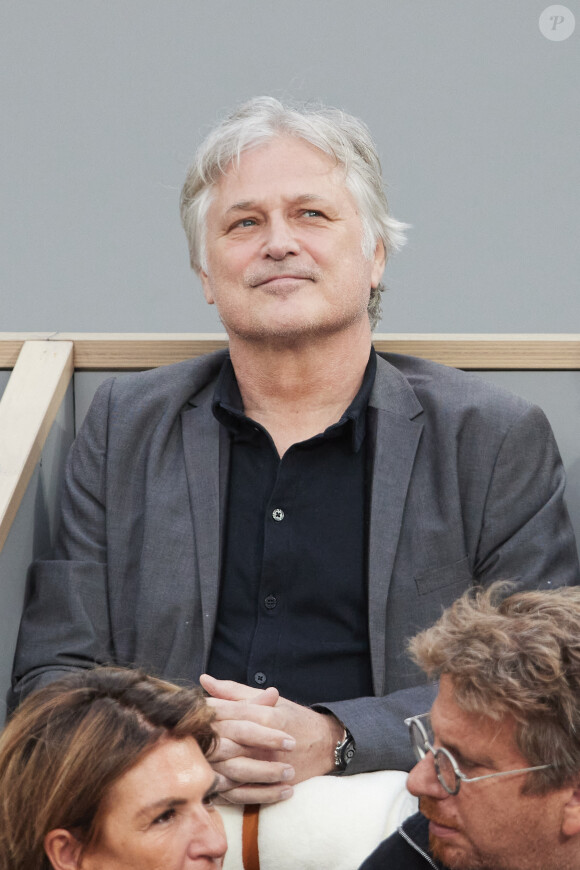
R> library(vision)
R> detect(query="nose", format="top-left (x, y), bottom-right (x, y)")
top-left (262, 214), bottom-right (300, 260)
top-left (406, 753), bottom-right (450, 801)
top-left (187, 809), bottom-right (228, 863)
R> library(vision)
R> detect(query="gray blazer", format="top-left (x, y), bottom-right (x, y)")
top-left (10, 351), bottom-right (580, 770)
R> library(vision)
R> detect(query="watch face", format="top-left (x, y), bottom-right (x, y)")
top-left (336, 733), bottom-right (356, 769)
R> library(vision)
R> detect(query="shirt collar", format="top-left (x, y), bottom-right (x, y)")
top-left (330, 346), bottom-right (376, 451)
top-left (212, 347), bottom-right (377, 452)
top-left (212, 354), bottom-right (246, 435)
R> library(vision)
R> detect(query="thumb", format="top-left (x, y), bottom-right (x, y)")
top-left (199, 674), bottom-right (280, 706)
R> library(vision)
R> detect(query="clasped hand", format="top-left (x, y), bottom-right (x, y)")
top-left (199, 674), bottom-right (344, 805)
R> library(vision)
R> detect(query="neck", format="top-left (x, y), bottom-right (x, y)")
top-left (229, 323), bottom-right (373, 456)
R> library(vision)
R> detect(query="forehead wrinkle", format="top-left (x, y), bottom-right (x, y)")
top-left (431, 702), bottom-right (504, 769)
top-left (225, 200), bottom-right (258, 214)
top-left (224, 193), bottom-right (334, 215)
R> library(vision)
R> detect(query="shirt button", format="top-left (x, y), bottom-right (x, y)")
top-left (254, 671), bottom-right (267, 685)
top-left (272, 508), bottom-right (285, 522)
top-left (264, 595), bottom-right (277, 609)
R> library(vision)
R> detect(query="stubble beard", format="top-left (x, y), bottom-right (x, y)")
top-left (427, 818), bottom-right (573, 870)
top-left (422, 797), bottom-right (511, 870)
top-left (429, 834), bottom-right (490, 870)
top-left (430, 833), bottom-right (531, 870)
top-left (221, 274), bottom-right (371, 350)
top-left (223, 305), bottom-right (369, 350)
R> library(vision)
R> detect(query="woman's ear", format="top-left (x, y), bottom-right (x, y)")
top-left (43, 829), bottom-right (83, 870)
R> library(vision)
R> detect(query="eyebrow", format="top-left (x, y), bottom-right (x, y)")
top-left (225, 194), bottom-right (329, 214)
top-left (440, 739), bottom-right (496, 770)
top-left (135, 775), bottom-right (220, 821)
top-left (430, 711), bottom-right (496, 769)
top-left (135, 797), bottom-right (186, 821)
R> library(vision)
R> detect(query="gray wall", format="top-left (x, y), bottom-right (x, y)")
top-left (1, 1), bottom-right (578, 332)
top-left (0, 373), bottom-right (10, 398)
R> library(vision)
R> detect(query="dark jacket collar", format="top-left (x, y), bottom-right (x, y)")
top-left (398, 813), bottom-right (448, 869)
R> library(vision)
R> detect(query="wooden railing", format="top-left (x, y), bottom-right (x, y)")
top-left (0, 341), bottom-right (73, 551)
top-left (2, 332), bottom-right (580, 370)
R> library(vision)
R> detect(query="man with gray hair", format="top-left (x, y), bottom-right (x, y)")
top-left (11, 97), bottom-right (579, 805)
top-left (359, 583), bottom-right (580, 870)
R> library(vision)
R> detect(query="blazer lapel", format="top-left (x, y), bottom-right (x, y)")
top-left (181, 384), bottom-right (228, 668)
top-left (368, 356), bottom-right (424, 694)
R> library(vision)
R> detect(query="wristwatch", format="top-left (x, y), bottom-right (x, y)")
top-left (334, 727), bottom-right (356, 771)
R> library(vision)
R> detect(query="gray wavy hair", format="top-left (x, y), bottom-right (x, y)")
top-left (180, 96), bottom-right (409, 330)
top-left (409, 582), bottom-right (580, 794)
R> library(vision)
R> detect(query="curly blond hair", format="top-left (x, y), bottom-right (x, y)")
top-left (409, 582), bottom-right (580, 793)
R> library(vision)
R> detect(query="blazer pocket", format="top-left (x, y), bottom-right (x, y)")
top-left (414, 555), bottom-right (473, 596)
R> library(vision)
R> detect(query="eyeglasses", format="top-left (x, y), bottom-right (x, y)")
top-left (405, 713), bottom-right (553, 796)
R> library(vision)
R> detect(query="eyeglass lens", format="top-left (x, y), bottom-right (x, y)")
top-left (434, 751), bottom-right (458, 793)
top-left (409, 717), bottom-right (458, 793)
top-left (409, 719), bottom-right (429, 761)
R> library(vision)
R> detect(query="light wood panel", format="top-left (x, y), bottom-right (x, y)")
top-left (373, 335), bottom-right (580, 370)
top-left (0, 333), bottom-right (54, 367)
top-left (0, 341), bottom-right (74, 551)
top-left (1, 333), bottom-right (580, 370)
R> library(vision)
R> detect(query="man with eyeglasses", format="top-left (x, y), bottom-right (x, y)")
top-left (359, 583), bottom-right (580, 870)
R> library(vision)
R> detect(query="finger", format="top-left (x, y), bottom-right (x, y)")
top-left (213, 771), bottom-right (237, 793)
top-left (205, 736), bottom-right (244, 763)
top-left (205, 697), bottom-right (287, 730)
top-left (219, 783), bottom-right (295, 805)
top-left (252, 686), bottom-right (280, 706)
top-left (207, 734), bottom-right (289, 764)
top-left (200, 674), bottom-right (279, 706)
top-left (212, 719), bottom-right (296, 751)
top-left (211, 756), bottom-right (295, 786)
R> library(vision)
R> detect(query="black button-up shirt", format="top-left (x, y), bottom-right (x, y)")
top-left (207, 350), bottom-right (376, 705)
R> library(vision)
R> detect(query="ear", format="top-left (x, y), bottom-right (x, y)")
top-left (370, 239), bottom-right (386, 288)
top-left (44, 829), bottom-right (84, 870)
top-left (561, 786), bottom-right (580, 837)
top-left (199, 270), bottom-right (215, 305)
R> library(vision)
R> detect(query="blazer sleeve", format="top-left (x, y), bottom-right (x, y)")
top-left (472, 403), bottom-right (578, 584)
top-left (320, 404), bottom-right (580, 774)
top-left (9, 380), bottom-right (116, 709)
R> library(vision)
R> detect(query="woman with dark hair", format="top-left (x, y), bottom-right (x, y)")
top-left (0, 667), bottom-right (226, 870)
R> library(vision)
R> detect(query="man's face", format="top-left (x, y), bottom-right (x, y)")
top-left (199, 135), bottom-right (385, 346)
top-left (406, 675), bottom-right (574, 870)
top-left (79, 737), bottom-right (226, 869)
